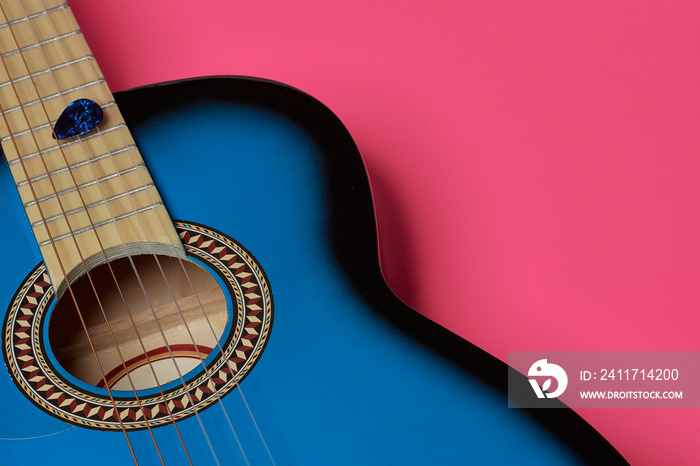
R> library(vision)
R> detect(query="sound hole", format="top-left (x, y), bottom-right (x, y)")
top-left (48, 255), bottom-right (228, 391)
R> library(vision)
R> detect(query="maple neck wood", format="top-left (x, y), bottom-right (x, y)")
top-left (0, 0), bottom-right (183, 297)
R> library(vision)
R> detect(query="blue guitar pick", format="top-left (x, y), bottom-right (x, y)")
top-left (52, 99), bottom-right (104, 139)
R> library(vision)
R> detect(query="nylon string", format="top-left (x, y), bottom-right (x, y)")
top-left (13, 0), bottom-right (200, 464)
top-left (3, 1), bottom-right (273, 463)
top-left (44, 0), bottom-right (273, 464)
top-left (54, 2), bottom-right (275, 464)
top-left (0, 2), bottom-right (145, 464)
top-left (43, 2), bottom-right (239, 464)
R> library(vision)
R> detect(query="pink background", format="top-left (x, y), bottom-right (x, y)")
top-left (68, 0), bottom-right (700, 464)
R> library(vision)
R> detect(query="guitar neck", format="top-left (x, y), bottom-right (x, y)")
top-left (0, 0), bottom-right (183, 297)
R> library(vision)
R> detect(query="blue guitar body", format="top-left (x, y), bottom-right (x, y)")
top-left (0, 77), bottom-right (625, 465)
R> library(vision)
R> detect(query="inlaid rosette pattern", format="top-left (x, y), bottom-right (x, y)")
top-left (2, 221), bottom-right (273, 430)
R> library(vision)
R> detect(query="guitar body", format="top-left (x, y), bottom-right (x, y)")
top-left (0, 77), bottom-right (624, 465)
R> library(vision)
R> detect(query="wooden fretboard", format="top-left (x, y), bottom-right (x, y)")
top-left (0, 0), bottom-right (184, 297)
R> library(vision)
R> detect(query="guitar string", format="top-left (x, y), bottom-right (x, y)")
top-left (35, 3), bottom-right (245, 465)
top-left (51, 1), bottom-right (259, 463)
top-left (0, 2), bottom-right (173, 464)
top-left (6, 1), bottom-right (267, 464)
top-left (46, 4), bottom-right (240, 466)
top-left (0, 83), bottom-right (141, 466)
top-left (16, 1), bottom-right (199, 464)
top-left (2, 2), bottom-right (217, 464)
top-left (22, 1), bottom-right (229, 464)
top-left (30, 0), bottom-right (213, 457)
top-left (55, 2), bottom-right (275, 464)
top-left (0, 4), bottom-right (144, 465)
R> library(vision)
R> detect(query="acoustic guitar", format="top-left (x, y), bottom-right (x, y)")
top-left (0, 0), bottom-right (626, 464)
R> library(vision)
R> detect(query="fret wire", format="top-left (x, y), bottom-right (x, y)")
top-left (2, 77), bottom-right (105, 113)
top-left (18, 162), bottom-right (145, 189)
top-left (20, 140), bottom-right (134, 184)
top-left (3, 120), bottom-right (125, 145)
top-left (0, 4), bottom-right (65, 29)
top-left (7, 123), bottom-right (126, 159)
top-left (6, 100), bottom-right (114, 140)
top-left (39, 202), bottom-right (166, 246)
top-left (11, 120), bottom-right (50, 138)
top-left (22, 144), bottom-right (137, 186)
top-left (32, 183), bottom-right (156, 226)
top-left (1, 30), bottom-right (79, 58)
top-left (0, 55), bottom-right (93, 88)
top-left (23, 144), bottom-right (138, 203)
